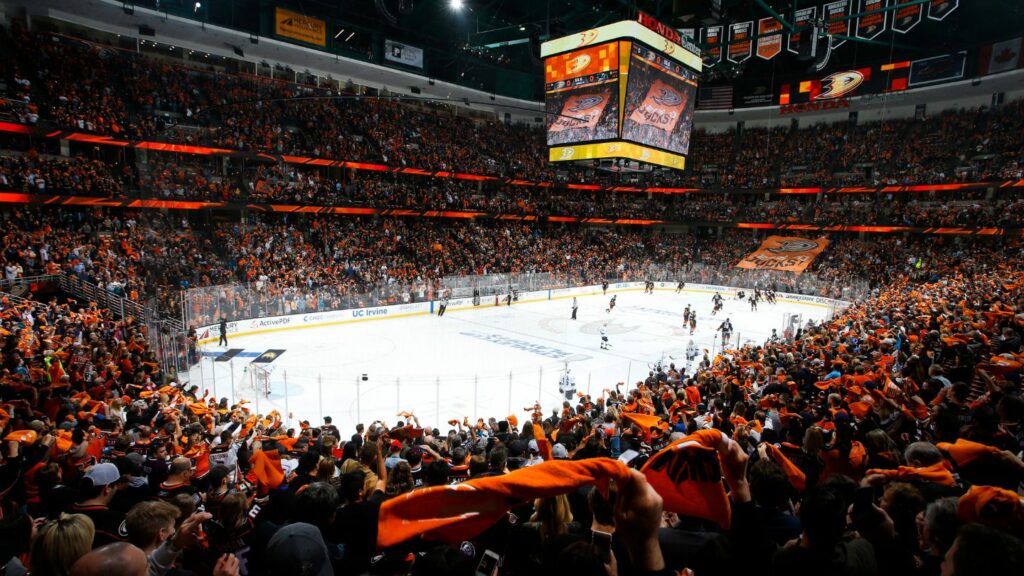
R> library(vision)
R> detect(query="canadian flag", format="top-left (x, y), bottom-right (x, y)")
top-left (979, 37), bottom-right (1024, 75)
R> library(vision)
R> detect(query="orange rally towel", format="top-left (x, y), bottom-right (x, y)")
top-left (249, 449), bottom-right (285, 494)
top-left (957, 485), bottom-right (1023, 530)
top-left (866, 462), bottom-right (955, 486)
top-left (763, 443), bottom-right (807, 490)
top-left (622, 413), bottom-right (669, 433)
top-left (532, 423), bottom-right (552, 461)
top-left (376, 458), bottom-right (630, 548)
top-left (937, 438), bottom-right (1002, 467)
top-left (640, 429), bottom-right (732, 529)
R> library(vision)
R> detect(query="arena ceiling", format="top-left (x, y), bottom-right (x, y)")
top-left (323, 1), bottom-right (1024, 97)
top-left (99, 2), bottom-right (1024, 100)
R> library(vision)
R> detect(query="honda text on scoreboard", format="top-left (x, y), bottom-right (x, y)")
top-left (542, 14), bottom-right (702, 171)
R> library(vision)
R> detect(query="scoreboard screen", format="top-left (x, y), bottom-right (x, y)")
top-left (621, 42), bottom-right (698, 156)
top-left (544, 42), bottom-right (620, 146)
top-left (541, 17), bottom-right (702, 170)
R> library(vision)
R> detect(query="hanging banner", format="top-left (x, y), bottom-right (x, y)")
top-left (704, 26), bottom-right (723, 67)
top-left (892, 1), bottom-right (923, 33)
top-left (384, 39), bottom-right (424, 69)
top-left (927, 0), bottom-right (959, 21)
top-left (735, 236), bottom-right (830, 274)
top-left (908, 52), bottom-right (966, 87)
top-left (548, 92), bottom-right (612, 132)
top-left (856, 0), bottom-right (889, 41)
top-left (787, 7), bottom-right (818, 55)
top-left (679, 28), bottom-right (697, 42)
top-left (628, 79), bottom-right (687, 134)
top-left (727, 21), bottom-right (753, 63)
top-left (824, 1), bottom-right (851, 48)
top-left (756, 18), bottom-right (784, 60)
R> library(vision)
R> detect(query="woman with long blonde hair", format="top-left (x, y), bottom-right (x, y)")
top-left (30, 513), bottom-right (95, 576)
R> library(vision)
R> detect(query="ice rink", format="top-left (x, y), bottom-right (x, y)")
top-left (187, 288), bottom-right (839, 432)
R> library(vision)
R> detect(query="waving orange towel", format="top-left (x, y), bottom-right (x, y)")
top-left (866, 462), bottom-right (956, 486)
top-left (763, 443), bottom-right (807, 490)
top-left (377, 458), bottom-right (630, 548)
top-left (937, 438), bottom-right (1002, 467)
top-left (641, 429), bottom-right (732, 529)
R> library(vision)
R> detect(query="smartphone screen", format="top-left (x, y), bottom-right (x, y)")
top-left (475, 550), bottom-right (500, 576)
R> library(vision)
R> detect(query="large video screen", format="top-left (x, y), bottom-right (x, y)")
top-left (545, 42), bottom-right (620, 146)
top-left (621, 42), bottom-right (698, 155)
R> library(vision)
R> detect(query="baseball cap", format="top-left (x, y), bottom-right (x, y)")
top-left (115, 453), bottom-right (144, 477)
top-left (266, 523), bottom-right (332, 576)
top-left (552, 444), bottom-right (569, 459)
top-left (83, 463), bottom-right (121, 487)
top-left (528, 439), bottom-right (539, 454)
top-left (390, 439), bottom-right (402, 450)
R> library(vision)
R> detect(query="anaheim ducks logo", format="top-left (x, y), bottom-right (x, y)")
top-left (577, 29), bottom-right (599, 48)
top-left (568, 95), bottom-right (605, 112)
top-left (661, 40), bottom-right (675, 55)
top-left (767, 239), bottom-right (820, 253)
top-left (652, 87), bottom-right (682, 107)
top-left (566, 54), bottom-right (592, 75)
top-left (559, 147), bottom-right (576, 160)
top-left (814, 70), bottom-right (865, 100)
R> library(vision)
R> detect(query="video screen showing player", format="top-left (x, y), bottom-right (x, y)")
top-left (545, 76), bottom-right (619, 147)
top-left (621, 43), bottom-right (698, 155)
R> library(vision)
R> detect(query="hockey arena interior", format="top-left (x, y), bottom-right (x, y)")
top-left (1, 1), bottom-right (1024, 575)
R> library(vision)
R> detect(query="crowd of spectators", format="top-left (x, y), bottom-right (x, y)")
top-left (2, 25), bottom-right (1024, 189)
top-left (0, 213), bottom-right (1022, 576)
top-left (5, 150), bottom-right (1024, 228)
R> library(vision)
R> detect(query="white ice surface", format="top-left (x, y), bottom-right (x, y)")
top-left (188, 289), bottom-right (833, 434)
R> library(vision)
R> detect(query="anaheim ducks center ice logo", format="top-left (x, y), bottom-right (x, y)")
top-left (569, 95), bottom-right (605, 112)
top-left (814, 70), bottom-right (865, 100)
top-left (652, 87), bottom-right (682, 107)
top-left (767, 239), bottom-right (820, 253)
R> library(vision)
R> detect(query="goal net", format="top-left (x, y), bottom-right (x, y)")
top-left (244, 363), bottom-right (275, 400)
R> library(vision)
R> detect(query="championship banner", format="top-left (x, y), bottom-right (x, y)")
top-left (549, 92), bottom-right (611, 132)
top-left (824, 1), bottom-right (851, 48)
top-left (856, 0), bottom-right (889, 41)
top-left (629, 79), bottom-right (686, 133)
top-left (735, 236), bottom-right (830, 274)
top-left (927, 0), bottom-right (958, 21)
top-left (274, 7), bottom-right (326, 47)
top-left (892, 1), bottom-right (923, 33)
top-left (788, 7), bottom-right (818, 54)
top-left (756, 18), bottom-right (783, 60)
top-left (727, 21), bottom-right (753, 63)
top-left (704, 26), bottom-right (723, 67)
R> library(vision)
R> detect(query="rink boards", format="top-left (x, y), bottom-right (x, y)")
top-left (195, 281), bottom-right (849, 345)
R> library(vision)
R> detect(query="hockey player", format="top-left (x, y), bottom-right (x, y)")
top-left (685, 339), bottom-right (699, 371)
top-left (558, 368), bottom-right (577, 400)
top-left (600, 323), bottom-right (611, 349)
top-left (676, 281), bottom-right (685, 293)
top-left (717, 318), bottom-right (733, 345)
top-left (607, 294), bottom-right (617, 313)
top-left (682, 305), bottom-right (691, 327)
top-left (506, 293), bottom-right (513, 307)
top-left (749, 293), bottom-right (758, 311)
top-left (689, 315), bottom-right (696, 335)
top-left (438, 296), bottom-right (449, 317)
top-left (602, 281), bottom-right (609, 295)
top-left (571, 297), bottom-right (578, 320)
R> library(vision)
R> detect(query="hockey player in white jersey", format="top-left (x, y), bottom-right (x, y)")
top-left (600, 323), bottom-right (611, 349)
top-left (685, 339), bottom-right (699, 371)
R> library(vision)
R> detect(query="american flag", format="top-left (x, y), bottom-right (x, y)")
top-left (697, 85), bottom-right (734, 110)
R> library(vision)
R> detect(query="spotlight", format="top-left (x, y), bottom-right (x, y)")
top-left (194, 2), bottom-right (201, 13)
top-left (450, 0), bottom-right (464, 10)
top-left (519, 25), bottom-right (525, 31)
